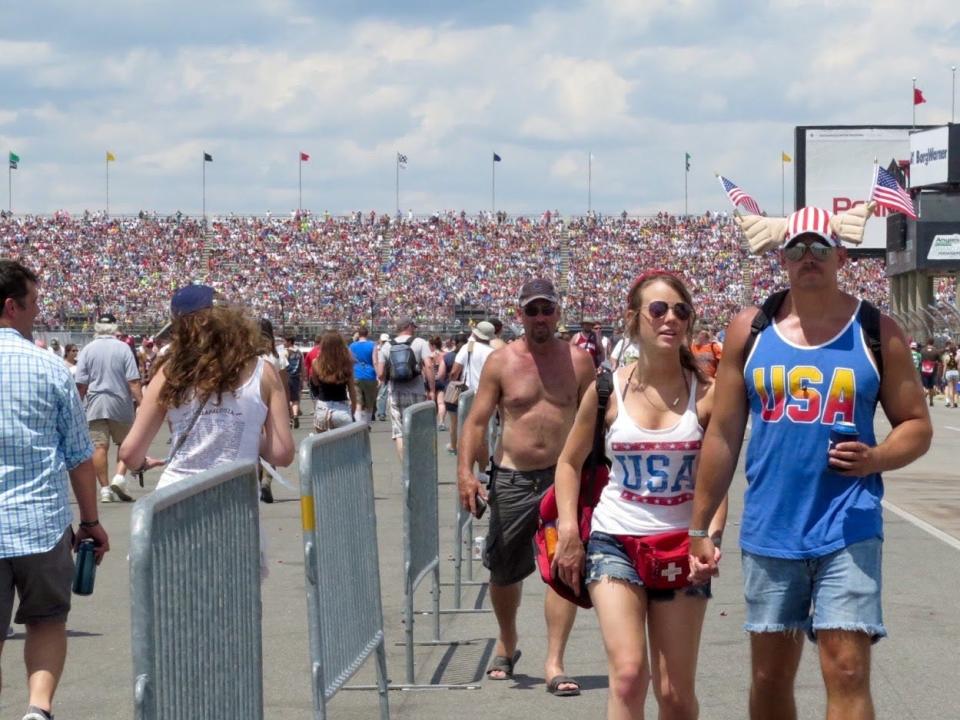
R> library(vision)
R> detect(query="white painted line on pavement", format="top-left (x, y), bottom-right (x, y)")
top-left (943, 426), bottom-right (960, 433)
top-left (883, 500), bottom-right (960, 553)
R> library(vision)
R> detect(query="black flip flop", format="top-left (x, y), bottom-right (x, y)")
top-left (546, 674), bottom-right (581, 697)
top-left (486, 650), bottom-right (521, 680)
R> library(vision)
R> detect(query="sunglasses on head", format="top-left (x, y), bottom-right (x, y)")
top-left (644, 301), bottom-right (693, 321)
top-left (783, 241), bottom-right (834, 262)
top-left (523, 302), bottom-right (557, 317)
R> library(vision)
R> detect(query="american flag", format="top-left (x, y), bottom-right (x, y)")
top-left (717, 175), bottom-right (762, 215)
top-left (871, 165), bottom-right (916, 219)
top-left (397, 152), bottom-right (408, 167)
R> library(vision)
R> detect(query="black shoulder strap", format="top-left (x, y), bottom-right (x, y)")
top-left (743, 289), bottom-right (790, 365)
top-left (857, 300), bottom-right (884, 379)
top-left (587, 370), bottom-right (613, 470)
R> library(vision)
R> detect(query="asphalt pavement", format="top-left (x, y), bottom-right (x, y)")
top-left (2, 402), bottom-right (959, 719)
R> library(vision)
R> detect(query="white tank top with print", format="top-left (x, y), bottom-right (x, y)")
top-left (591, 370), bottom-right (704, 536)
top-left (158, 358), bottom-right (268, 488)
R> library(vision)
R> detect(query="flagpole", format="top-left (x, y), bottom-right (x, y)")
top-left (106, 155), bottom-right (110, 216)
top-left (684, 157), bottom-right (688, 216)
top-left (781, 155), bottom-right (785, 216)
top-left (952, 66), bottom-right (957, 124)
top-left (491, 153), bottom-right (496, 215)
top-left (202, 152), bottom-right (206, 225)
top-left (588, 151), bottom-right (592, 214)
top-left (7, 165), bottom-right (10, 213)
top-left (912, 77), bottom-right (917, 128)
top-left (298, 156), bottom-right (302, 212)
top-left (395, 154), bottom-right (399, 217)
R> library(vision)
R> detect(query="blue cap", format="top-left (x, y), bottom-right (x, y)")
top-left (171, 284), bottom-right (215, 318)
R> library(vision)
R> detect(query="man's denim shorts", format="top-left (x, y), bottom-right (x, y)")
top-left (585, 531), bottom-right (711, 602)
top-left (742, 537), bottom-right (886, 642)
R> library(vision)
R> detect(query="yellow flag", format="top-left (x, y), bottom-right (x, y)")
top-left (782, 152), bottom-right (792, 163)
top-left (106, 151), bottom-right (116, 162)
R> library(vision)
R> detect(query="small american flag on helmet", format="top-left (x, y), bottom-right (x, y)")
top-left (717, 175), bottom-right (762, 215)
top-left (784, 207), bottom-right (837, 247)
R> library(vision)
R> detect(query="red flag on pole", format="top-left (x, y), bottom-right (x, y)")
top-left (914, 88), bottom-right (926, 105)
top-left (300, 152), bottom-right (310, 162)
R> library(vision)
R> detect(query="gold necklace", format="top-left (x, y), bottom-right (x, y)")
top-left (628, 365), bottom-right (687, 409)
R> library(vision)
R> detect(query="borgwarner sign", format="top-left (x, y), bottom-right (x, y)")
top-left (909, 126), bottom-right (950, 188)
top-left (927, 234), bottom-right (960, 261)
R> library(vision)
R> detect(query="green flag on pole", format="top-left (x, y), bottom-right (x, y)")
top-left (9, 152), bottom-right (19, 169)
top-left (685, 152), bottom-right (691, 171)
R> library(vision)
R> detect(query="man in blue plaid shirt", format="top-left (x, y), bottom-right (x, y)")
top-left (1, 260), bottom-right (110, 720)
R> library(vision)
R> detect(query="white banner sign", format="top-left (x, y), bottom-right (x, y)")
top-left (803, 127), bottom-right (913, 251)
top-left (910, 126), bottom-right (950, 188)
top-left (927, 234), bottom-right (960, 260)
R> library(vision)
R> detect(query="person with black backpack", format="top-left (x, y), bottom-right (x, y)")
top-left (378, 317), bottom-right (435, 458)
top-left (688, 204), bottom-right (932, 720)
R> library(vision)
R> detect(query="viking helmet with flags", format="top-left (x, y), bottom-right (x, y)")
top-left (735, 202), bottom-right (876, 254)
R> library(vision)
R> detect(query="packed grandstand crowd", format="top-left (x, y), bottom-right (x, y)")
top-left (1, 209), bottom-right (951, 332)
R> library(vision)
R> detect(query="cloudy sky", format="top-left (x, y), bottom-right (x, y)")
top-left (2, 0), bottom-right (958, 217)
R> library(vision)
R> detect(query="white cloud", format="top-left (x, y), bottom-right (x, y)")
top-left (3, 0), bottom-right (959, 215)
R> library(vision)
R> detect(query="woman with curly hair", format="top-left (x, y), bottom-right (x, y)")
top-left (119, 285), bottom-right (294, 491)
top-left (311, 331), bottom-right (357, 433)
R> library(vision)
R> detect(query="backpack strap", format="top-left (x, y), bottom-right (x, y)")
top-left (586, 370), bottom-right (613, 471)
top-left (857, 300), bottom-right (884, 380)
top-left (743, 289), bottom-right (790, 366)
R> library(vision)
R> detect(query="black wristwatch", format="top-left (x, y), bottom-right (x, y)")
top-left (79, 519), bottom-right (100, 528)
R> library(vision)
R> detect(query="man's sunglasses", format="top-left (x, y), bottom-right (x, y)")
top-left (644, 301), bottom-right (693, 321)
top-left (783, 241), bottom-right (834, 262)
top-left (523, 303), bottom-right (557, 317)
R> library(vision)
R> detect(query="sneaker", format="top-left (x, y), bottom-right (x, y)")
top-left (109, 476), bottom-right (134, 502)
top-left (22, 708), bottom-right (53, 720)
top-left (293, 416), bottom-right (300, 429)
top-left (99, 486), bottom-right (116, 503)
top-left (445, 445), bottom-right (457, 455)
top-left (5, 625), bottom-right (14, 638)
top-left (260, 485), bottom-right (274, 504)
top-left (438, 423), bottom-right (448, 431)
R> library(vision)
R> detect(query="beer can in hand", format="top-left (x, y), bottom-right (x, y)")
top-left (829, 421), bottom-right (859, 454)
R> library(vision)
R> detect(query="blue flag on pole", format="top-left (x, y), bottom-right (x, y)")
top-left (493, 152), bottom-right (502, 162)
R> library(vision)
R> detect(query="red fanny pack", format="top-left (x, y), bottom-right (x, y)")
top-left (616, 530), bottom-right (691, 590)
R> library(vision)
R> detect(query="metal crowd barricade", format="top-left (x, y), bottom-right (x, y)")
top-left (130, 461), bottom-right (263, 720)
top-left (299, 423), bottom-right (390, 720)
top-left (391, 401), bottom-right (482, 689)
top-left (449, 389), bottom-right (494, 609)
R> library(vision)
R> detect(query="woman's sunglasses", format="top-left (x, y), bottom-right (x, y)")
top-left (783, 241), bottom-right (833, 262)
top-left (644, 301), bottom-right (693, 321)
top-left (523, 303), bottom-right (557, 317)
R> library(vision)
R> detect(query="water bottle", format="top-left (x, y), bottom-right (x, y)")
top-left (73, 539), bottom-right (97, 596)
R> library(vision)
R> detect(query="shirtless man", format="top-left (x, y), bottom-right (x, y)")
top-left (458, 278), bottom-right (596, 696)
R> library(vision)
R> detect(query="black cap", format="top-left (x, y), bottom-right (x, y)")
top-left (518, 278), bottom-right (559, 307)
top-left (98, 313), bottom-right (117, 324)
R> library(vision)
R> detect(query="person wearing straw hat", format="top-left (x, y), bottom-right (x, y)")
top-left (688, 202), bottom-right (932, 719)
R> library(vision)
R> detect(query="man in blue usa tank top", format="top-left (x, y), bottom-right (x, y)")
top-left (688, 205), bottom-right (932, 720)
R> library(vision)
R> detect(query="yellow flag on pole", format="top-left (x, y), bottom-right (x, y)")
top-left (106, 151), bottom-right (116, 162)
top-left (782, 152), bottom-right (792, 162)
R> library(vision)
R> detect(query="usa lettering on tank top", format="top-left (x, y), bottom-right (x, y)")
top-left (741, 302), bottom-right (884, 560)
top-left (591, 371), bottom-right (704, 537)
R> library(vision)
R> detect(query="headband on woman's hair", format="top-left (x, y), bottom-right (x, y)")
top-left (629, 269), bottom-right (684, 296)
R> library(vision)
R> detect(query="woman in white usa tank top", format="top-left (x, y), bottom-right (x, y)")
top-left (554, 271), bottom-right (728, 719)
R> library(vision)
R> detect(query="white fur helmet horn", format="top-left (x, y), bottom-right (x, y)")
top-left (735, 201), bottom-right (877, 255)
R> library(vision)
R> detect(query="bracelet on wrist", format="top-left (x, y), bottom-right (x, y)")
top-left (79, 519), bottom-right (100, 528)
top-left (688, 529), bottom-right (709, 538)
